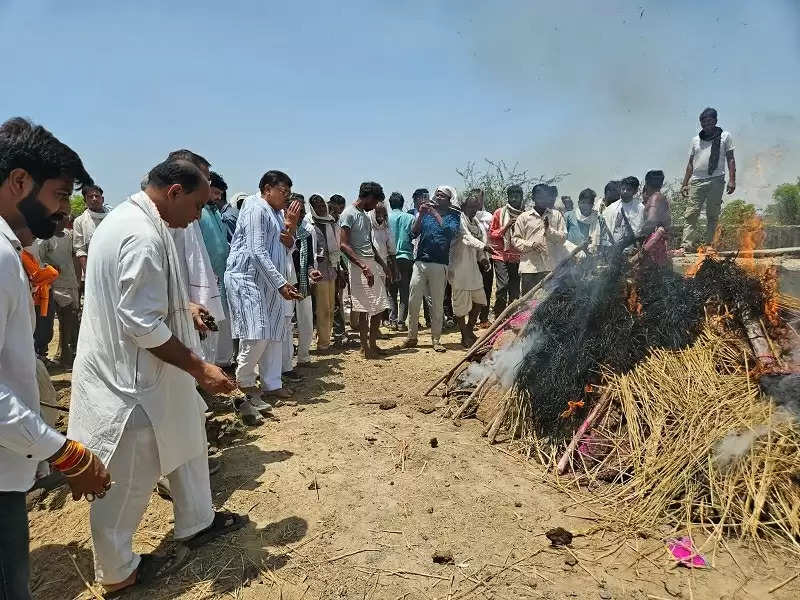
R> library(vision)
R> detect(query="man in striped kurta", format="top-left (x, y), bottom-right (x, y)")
top-left (225, 171), bottom-right (302, 423)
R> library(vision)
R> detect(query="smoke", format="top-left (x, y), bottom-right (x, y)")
top-left (713, 405), bottom-right (797, 472)
top-left (460, 333), bottom-right (540, 389)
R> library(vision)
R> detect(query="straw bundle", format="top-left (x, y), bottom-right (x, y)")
top-left (571, 327), bottom-right (800, 553)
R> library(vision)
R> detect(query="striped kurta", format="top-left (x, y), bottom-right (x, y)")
top-left (224, 195), bottom-right (289, 341)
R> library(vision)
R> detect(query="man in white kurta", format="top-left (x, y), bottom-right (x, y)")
top-left (449, 193), bottom-right (490, 347)
top-left (601, 176), bottom-right (645, 246)
top-left (72, 184), bottom-right (108, 280)
top-left (68, 161), bottom-right (240, 589)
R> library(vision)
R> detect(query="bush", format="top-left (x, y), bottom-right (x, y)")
top-left (457, 159), bottom-right (568, 213)
top-left (70, 194), bottom-right (86, 216)
top-left (765, 179), bottom-right (800, 225)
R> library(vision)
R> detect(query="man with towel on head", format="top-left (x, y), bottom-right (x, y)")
top-left (403, 185), bottom-right (461, 353)
top-left (68, 158), bottom-right (245, 596)
top-left (309, 194), bottom-right (340, 352)
top-left (339, 182), bottom-right (391, 358)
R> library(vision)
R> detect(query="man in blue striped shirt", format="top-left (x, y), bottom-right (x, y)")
top-left (225, 171), bottom-right (302, 423)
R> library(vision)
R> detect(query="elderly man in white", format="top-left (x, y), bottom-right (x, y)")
top-left (68, 158), bottom-right (244, 596)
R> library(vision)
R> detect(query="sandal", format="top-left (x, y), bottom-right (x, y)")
top-left (182, 511), bottom-right (249, 549)
top-left (103, 550), bottom-right (189, 598)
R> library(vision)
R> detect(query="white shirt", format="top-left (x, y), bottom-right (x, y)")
top-left (602, 199), bottom-right (645, 245)
top-left (690, 130), bottom-right (734, 180)
top-left (0, 217), bottom-right (65, 492)
top-left (68, 201), bottom-right (207, 475)
top-left (449, 213), bottom-right (487, 291)
top-left (72, 208), bottom-right (107, 258)
top-left (511, 207), bottom-right (568, 274)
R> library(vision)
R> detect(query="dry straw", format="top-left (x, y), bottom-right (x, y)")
top-left (554, 326), bottom-right (800, 555)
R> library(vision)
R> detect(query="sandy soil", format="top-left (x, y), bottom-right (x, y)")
top-left (29, 327), bottom-right (800, 600)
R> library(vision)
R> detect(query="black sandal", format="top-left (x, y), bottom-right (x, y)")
top-left (182, 511), bottom-right (249, 549)
top-left (103, 549), bottom-right (189, 598)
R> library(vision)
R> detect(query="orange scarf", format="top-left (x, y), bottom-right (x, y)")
top-left (20, 249), bottom-right (59, 316)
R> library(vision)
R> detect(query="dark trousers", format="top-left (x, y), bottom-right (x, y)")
top-left (389, 257), bottom-right (413, 325)
top-left (33, 301), bottom-right (55, 358)
top-left (54, 303), bottom-right (79, 363)
top-left (520, 271), bottom-right (549, 296)
top-left (0, 492), bottom-right (31, 600)
top-left (444, 284), bottom-right (454, 321)
top-left (480, 263), bottom-right (493, 322)
top-left (333, 287), bottom-right (346, 341)
top-left (492, 260), bottom-right (520, 316)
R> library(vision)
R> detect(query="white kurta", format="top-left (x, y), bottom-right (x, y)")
top-left (171, 222), bottom-right (225, 322)
top-left (72, 209), bottom-right (107, 258)
top-left (601, 199), bottom-right (644, 245)
top-left (68, 200), bottom-right (207, 475)
top-left (448, 213), bottom-right (487, 291)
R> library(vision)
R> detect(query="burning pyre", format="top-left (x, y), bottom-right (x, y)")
top-left (441, 219), bottom-right (800, 551)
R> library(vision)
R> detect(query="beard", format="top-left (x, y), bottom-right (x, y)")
top-left (17, 185), bottom-right (61, 239)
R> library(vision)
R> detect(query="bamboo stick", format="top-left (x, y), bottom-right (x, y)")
top-left (556, 391), bottom-right (614, 475)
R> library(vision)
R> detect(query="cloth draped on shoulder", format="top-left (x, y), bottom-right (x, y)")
top-left (128, 191), bottom-right (200, 353)
top-left (309, 203), bottom-right (341, 265)
top-left (499, 204), bottom-right (523, 251)
top-left (20, 249), bottom-right (58, 316)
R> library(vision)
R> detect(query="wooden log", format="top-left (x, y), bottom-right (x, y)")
top-left (556, 391), bottom-right (613, 475)
top-left (486, 390), bottom-right (512, 444)
top-left (451, 374), bottom-right (492, 421)
top-left (424, 239), bottom-right (590, 396)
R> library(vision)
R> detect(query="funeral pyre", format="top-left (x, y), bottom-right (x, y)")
top-left (432, 226), bottom-right (800, 553)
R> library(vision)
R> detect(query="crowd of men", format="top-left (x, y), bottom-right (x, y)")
top-left (0, 106), bottom-right (735, 598)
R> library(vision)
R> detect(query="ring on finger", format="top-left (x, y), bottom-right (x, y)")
top-left (85, 493), bottom-right (96, 502)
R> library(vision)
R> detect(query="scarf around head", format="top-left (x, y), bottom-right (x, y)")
top-left (435, 185), bottom-right (458, 209)
top-left (309, 203), bottom-right (340, 265)
top-left (128, 191), bottom-right (200, 352)
top-left (699, 126), bottom-right (723, 175)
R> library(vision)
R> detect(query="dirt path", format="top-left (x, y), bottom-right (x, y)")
top-left (29, 329), bottom-right (799, 600)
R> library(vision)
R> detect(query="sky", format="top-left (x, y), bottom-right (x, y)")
top-left (1, 0), bottom-right (798, 208)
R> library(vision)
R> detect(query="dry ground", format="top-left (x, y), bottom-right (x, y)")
top-left (29, 327), bottom-right (800, 600)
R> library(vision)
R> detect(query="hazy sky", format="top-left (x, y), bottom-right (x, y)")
top-left (1, 0), bottom-right (798, 207)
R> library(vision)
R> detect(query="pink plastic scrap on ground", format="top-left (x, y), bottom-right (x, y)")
top-left (666, 537), bottom-right (707, 568)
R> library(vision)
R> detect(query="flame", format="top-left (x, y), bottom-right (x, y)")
top-left (685, 225), bottom-right (723, 277)
top-left (762, 266), bottom-right (780, 328)
top-left (560, 400), bottom-right (584, 419)
top-left (738, 216), bottom-right (766, 271)
top-left (626, 281), bottom-right (642, 316)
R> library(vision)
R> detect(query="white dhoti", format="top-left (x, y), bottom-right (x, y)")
top-left (295, 296), bottom-right (313, 363)
top-left (349, 257), bottom-right (390, 317)
top-left (214, 314), bottom-right (235, 366)
top-left (451, 287), bottom-right (487, 318)
top-left (90, 407), bottom-right (213, 584)
top-left (282, 315), bottom-right (293, 372)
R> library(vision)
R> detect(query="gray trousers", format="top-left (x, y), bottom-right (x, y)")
top-left (407, 262), bottom-right (447, 343)
top-left (682, 176), bottom-right (725, 248)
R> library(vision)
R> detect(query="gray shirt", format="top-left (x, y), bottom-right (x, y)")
top-left (339, 205), bottom-right (374, 259)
